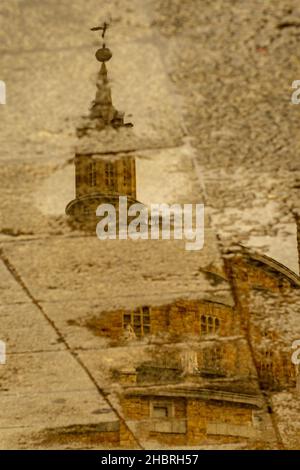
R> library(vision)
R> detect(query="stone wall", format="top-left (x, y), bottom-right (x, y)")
top-left (120, 395), bottom-right (258, 446)
top-left (83, 298), bottom-right (236, 343)
top-left (227, 255), bottom-right (298, 390)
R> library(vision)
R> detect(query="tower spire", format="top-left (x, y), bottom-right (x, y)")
top-left (66, 23), bottom-right (138, 229)
top-left (77, 22), bottom-right (132, 137)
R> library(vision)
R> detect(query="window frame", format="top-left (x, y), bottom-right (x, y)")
top-left (88, 161), bottom-right (97, 187)
top-left (150, 401), bottom-right (174, 420)
top-left (202, 345), bottom-right (222, 371)
top-left (104, 161), bottom-right (115, 189)
top-left (200, 314), bottom-right (221, 336)
top-left (122, 306), bottom-right (151, 337)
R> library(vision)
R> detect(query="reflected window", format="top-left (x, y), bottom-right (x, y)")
top-left (122, 306), bottom-right (151, 338)
top-left (203, 346), bottom-right (222, 370)
top-left (89, 161), bottom-right (97, 187)
top-left (200, 315), bottom-right (221, 335)
top-left (151, 401), bottom-right (173, 419)
top-left (105, 162), bottom-right (115, 189)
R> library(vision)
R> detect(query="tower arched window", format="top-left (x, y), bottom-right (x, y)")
top-left (258, 349), bottom-right (275, 388)
top-left (89, 161), bottom-right (97, 187)
top-left (105, 162), bottom-right (115, 189)
top-left (123, 160), bottom-right (131, 187)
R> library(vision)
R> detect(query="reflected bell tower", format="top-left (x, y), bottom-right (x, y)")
top-left (65, 22), bottom-right (139, 230)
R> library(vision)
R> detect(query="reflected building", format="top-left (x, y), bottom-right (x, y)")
top-left (66, 42), bottom-right (138, 229)
top-left (64, 27), bottom-right (300, 449)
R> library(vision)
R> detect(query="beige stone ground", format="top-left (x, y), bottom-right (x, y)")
top-left (0, 0), bottom-right (300, 449)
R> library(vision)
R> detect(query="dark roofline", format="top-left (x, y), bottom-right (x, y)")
top-left (241, 247), bottom-right (300, 287)
top-left (123, 385), bottom-right (262, 408)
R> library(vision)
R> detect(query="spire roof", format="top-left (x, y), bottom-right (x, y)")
top-left (77, 23), bottom-right (132, 138)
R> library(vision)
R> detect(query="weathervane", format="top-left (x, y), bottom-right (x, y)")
top-left (91, 20), bottom-right (113, 62)
top-left (91, 21), bottom-right (109, 41)
top-left (79, 18), bottom-right (133, 129)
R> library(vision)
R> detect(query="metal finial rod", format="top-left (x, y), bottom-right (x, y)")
top-left (91, 20), bottom-right (113, 62)
top-left (91, 21), bottom-right (110, 39)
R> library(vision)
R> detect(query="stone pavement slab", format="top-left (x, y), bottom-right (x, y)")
top-left (1, 236), bottom-right (232, 309)
top-left (0, 260), bottom-right (28, 304)
top-left (0, 302), bottom-right (64, 354)
top-left (0, 0), bottom-right (151, 52)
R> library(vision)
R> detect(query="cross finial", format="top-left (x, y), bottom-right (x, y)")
top-left (91, 21), bottom-right (110, 40)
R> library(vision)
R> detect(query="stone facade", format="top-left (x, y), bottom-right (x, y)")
top-left (81, 299), bottom-right (236, 342)
top-left (65, 40), bottom-right (137, 229)
top-left (2, 3), bottom-right (299, 449)
top-left (62, 33), bottom-right (300, 449)
top-left (226, 252), bottom-right (299, 391)
top-left (120, 393), bottom-right (261, 446)
top-left (66, 153), bottom-right (137, 226)
top-left (69, 249), bottom-right (299, 448)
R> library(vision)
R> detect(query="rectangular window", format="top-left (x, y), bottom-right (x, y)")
top-left (258, 349), bottom-right (275, 388)
top-left (151, 401), bottom-right (173, 419)
top-left (153, 406), bottom-right (169, 419)
top-left (123, 160), bottom-right (131, 187)
top-left (203, 346), bottom-right (222, 370)
top-left (259, 350), bottom-right (274, 374)
top-left (122, 306), bottom-right (151, 337)
top-left (149, 401), bottom-right (186, 433)
top-left (200, 314), bottom-right (220, 335)
top-left (123, 314), bottom-right (131, 325)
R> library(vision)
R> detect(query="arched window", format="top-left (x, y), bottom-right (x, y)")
top-left (89, 161), bottom-right (97, 187)
top-left (105, 162), bottom-right (115, 189)
top-left (201, 315), bottom-right (206, 332)
top-left (208, 316), bottom-right (214, 333)
top-left (200, 314), bottom-right (221, 336)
